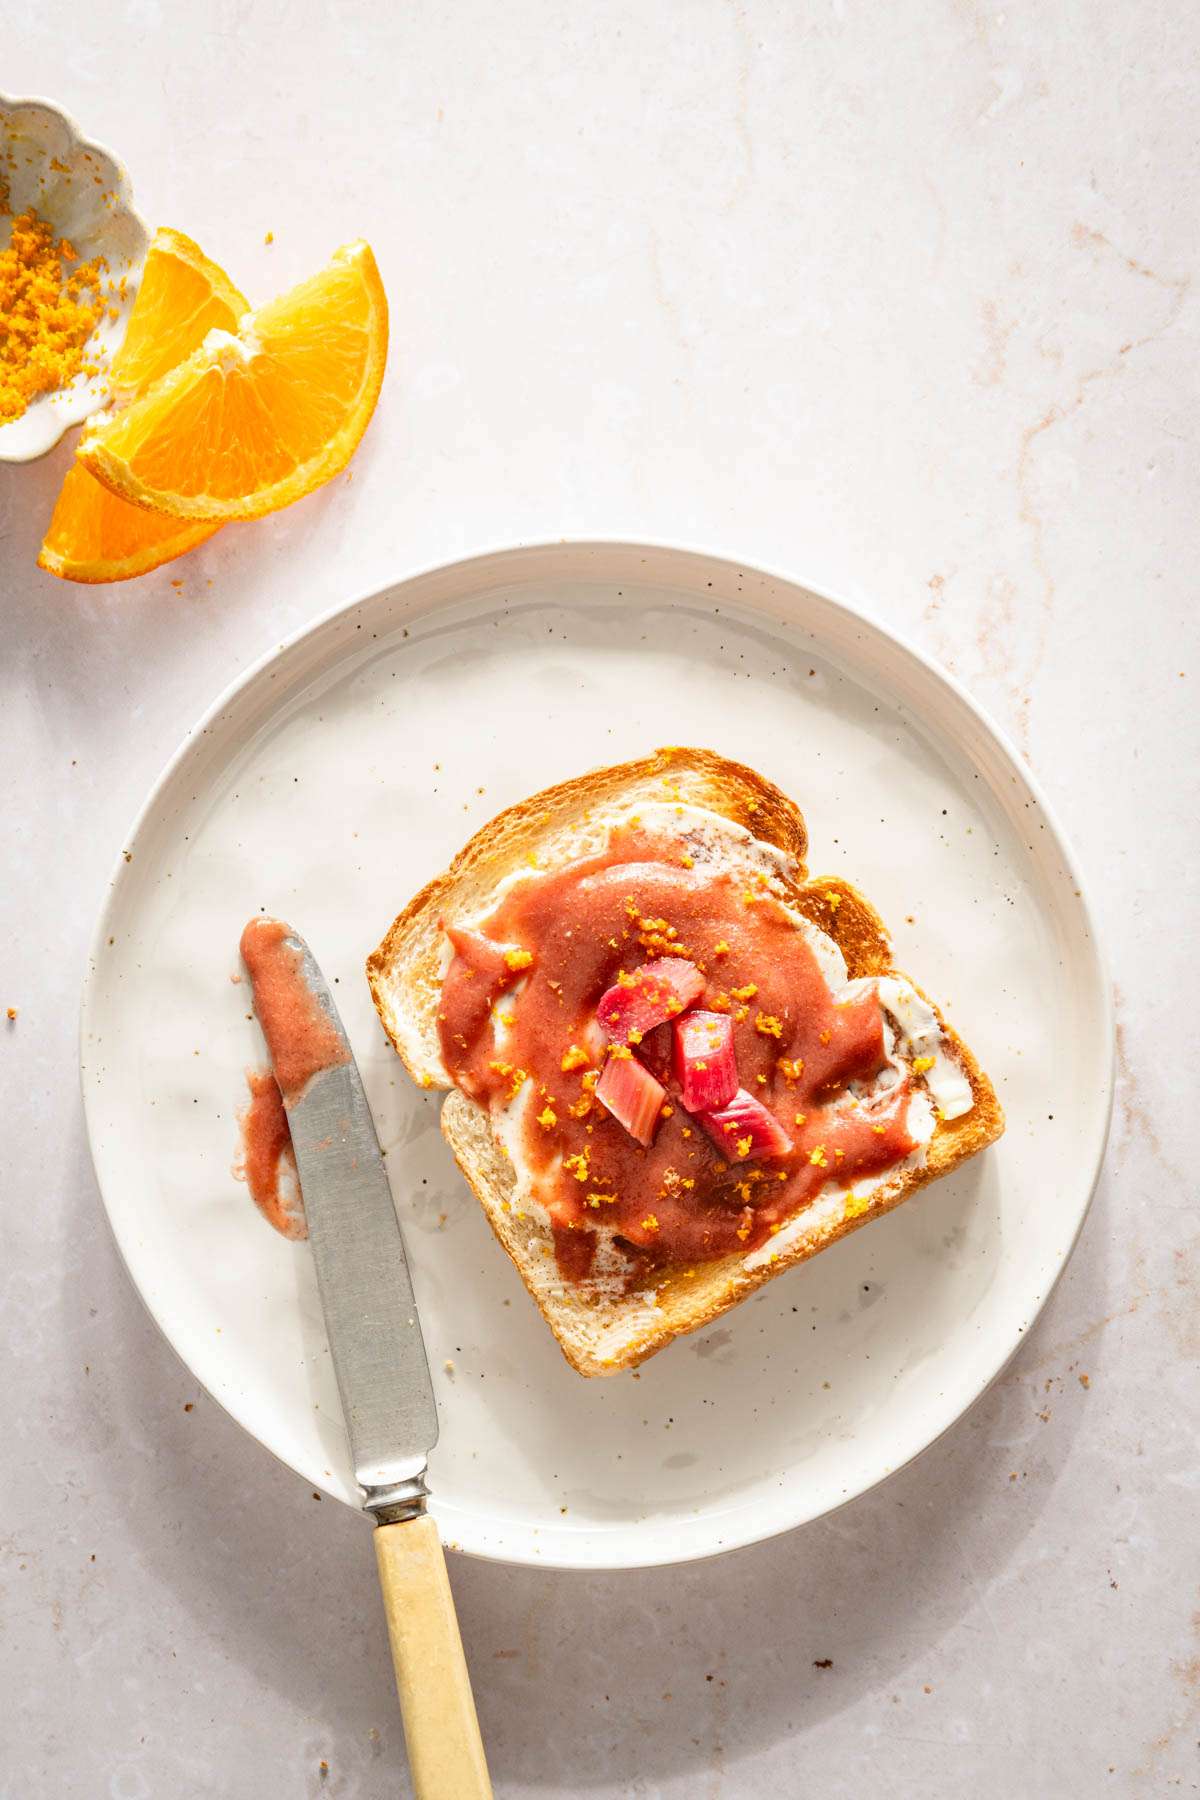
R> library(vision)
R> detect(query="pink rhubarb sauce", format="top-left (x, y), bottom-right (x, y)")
top-left (437, 824), bottom-right (917, 1282)
top-left (235, 1070), bottom-right (305, 1240)
top-left (234, 917), bottom-right (350, 1239)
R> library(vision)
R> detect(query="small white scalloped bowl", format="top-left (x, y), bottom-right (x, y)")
top-left (0, 94), bottom-right (150, 462)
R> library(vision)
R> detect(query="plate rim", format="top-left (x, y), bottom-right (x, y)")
top-left (79, 536), bottom-right (1115, 1569)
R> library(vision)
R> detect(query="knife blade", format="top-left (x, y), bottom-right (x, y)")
top-left (244, 920), bottom-right (491, 1797)
top-left (270, 927), bottom-right (438, 1521)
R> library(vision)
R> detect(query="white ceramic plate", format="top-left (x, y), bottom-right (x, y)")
top-left (81, 542), bottom-right (1112, 1569)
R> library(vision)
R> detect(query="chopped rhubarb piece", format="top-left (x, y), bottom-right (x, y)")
top-left (595, 1052), bottom-right (666, 1146)
top-left (674, 1009), bottom-right (738, 1113)
top-left (596, 957), bottom-right (704, 1045)
top-left (700, 1088), bottom-right (794, 1160)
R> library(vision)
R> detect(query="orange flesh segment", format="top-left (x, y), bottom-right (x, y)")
top-left (38, 464), bottom-right (219, 584)
top-left (76, 242), bottom-right (387, 521)
top-left (38, 226), bottom-right (244, 584)
top-left (106, 227), bottom-right (248, 403)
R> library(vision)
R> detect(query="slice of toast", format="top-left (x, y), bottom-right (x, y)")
top-left (367, 747), bottom-right (1004, 1376)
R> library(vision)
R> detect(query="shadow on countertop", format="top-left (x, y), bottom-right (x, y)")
top-left (56, 1104), bottom-right (1111, 1798)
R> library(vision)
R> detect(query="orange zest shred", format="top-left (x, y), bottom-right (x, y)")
top-left (0, 209), bottom-right (106, 424)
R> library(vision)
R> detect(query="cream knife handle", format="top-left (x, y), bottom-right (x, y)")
top-left (374, 1513), bottom-right (492, 1800)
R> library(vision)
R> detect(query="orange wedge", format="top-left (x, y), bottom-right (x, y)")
top-left (38, 227), bottom-right (245, 584)
top-left (77, 241), bottom-right (388, 522)
top-left (37, 464), bottom-right (221, 583)
top-left (106, 226), bottom-right (249, 406)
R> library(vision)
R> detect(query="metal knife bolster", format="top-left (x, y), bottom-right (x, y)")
top-left (281, 935), bottom-right (440, 1525)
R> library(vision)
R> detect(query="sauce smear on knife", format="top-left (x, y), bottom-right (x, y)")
top-left (233, 917), bottom-right (350, 1239)
top-left (239, 917), bottom-right (349, 1100)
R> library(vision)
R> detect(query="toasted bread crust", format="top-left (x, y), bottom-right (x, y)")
top-left (368, 750), bottom-right (1004, 1376)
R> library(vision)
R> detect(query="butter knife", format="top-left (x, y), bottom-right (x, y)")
top-left (247, 922), bottom-right (491, 1800)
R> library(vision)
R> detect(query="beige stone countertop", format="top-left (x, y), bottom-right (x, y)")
top-left (3, 3), bottom-right (1197, 1794)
